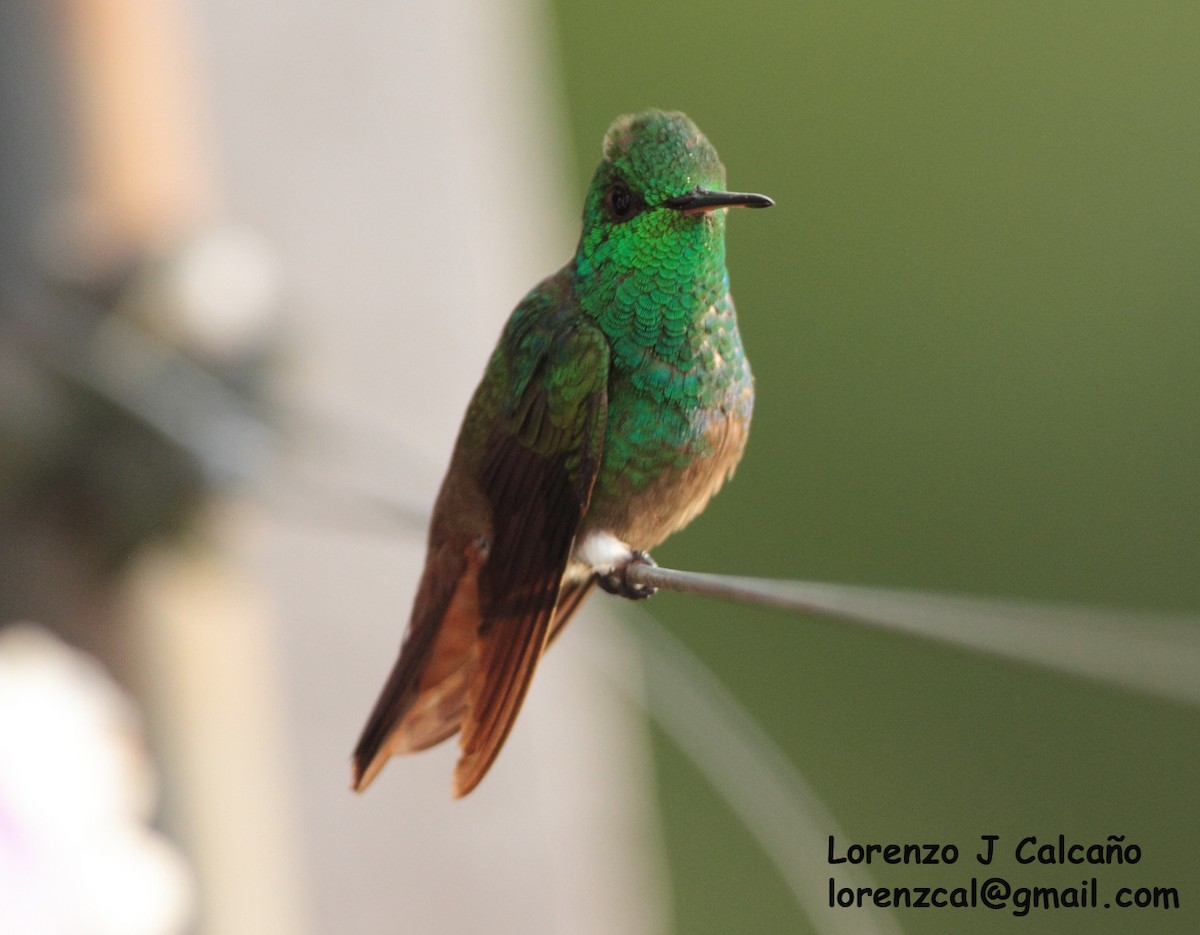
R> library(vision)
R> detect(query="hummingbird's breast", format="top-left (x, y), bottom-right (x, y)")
top-left (584, 290), bottom-right (753, 550)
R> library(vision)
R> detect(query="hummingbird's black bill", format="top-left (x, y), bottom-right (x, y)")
top-left (664, 188), bottom-right (774, 215)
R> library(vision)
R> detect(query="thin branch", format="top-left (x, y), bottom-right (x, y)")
top-left (625, 563), bottom-right (1200, 708)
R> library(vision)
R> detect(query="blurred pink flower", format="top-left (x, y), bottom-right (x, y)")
top-left (0, 625), bottom-right (192, 935)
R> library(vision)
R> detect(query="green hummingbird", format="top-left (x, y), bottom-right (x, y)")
top-left (352, 109), bottom-right (772, 797)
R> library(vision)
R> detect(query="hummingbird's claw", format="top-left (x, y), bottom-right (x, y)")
top-left (598, 550), bottom-right (658, 600)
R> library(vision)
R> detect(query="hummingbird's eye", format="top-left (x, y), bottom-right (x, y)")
top-left (605, 181), bottom-right (640, 221)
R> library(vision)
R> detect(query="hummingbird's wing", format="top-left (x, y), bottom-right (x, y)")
top-left (453, 318), bottom-right (610, 796)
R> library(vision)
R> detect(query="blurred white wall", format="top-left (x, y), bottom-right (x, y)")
top-left (182, 1), bottom-right (672, 932)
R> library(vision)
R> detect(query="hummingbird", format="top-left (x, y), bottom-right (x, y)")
top-left (352, 109), bottom-right (772, 797)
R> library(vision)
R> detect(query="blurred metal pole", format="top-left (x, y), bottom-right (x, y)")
top-left (1, 2), bottom-right (307, 932)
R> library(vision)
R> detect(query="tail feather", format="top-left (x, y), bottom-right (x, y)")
top-left (451, 576), bottom-right (596, 796)
top-left (351, 554), bottom-right (598, 794)
top-left (350, 540), bottom-right (474, 791)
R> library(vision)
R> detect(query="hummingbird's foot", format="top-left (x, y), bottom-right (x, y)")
top-left (598, 550), bottom-right (658, 601)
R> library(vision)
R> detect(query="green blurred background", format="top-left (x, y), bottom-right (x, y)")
top-left (549, 1), bottom-right (1200, 932)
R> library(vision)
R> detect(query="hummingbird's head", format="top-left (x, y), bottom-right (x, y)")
top-left (573, 110), bottom-right (771, 322)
